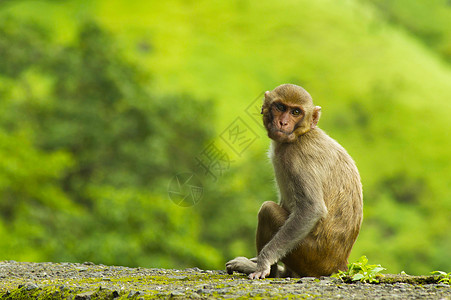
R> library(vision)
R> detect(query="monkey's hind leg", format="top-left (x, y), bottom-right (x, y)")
top-left (226, 257), bottom-right (257, 275)
top-left (256, 201), bottom-right (292, 278)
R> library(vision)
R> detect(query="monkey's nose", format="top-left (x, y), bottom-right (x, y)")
top-left (279, 121), bottom-right (288, 127)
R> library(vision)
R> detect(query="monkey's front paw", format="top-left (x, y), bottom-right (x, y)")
top-left (249, 266), bottom-right (270, 280)
top-left (226, 257), bottom-right (256, 275)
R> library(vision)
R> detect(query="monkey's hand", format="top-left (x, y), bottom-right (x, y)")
top-left (248, 262), bottom-right (270, 279)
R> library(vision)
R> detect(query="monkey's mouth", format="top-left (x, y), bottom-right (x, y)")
top-left (275, 128), bottom-right (294, 135)
top-left (270, 128), bottom-right (296, 142)
top-left (266, 124), bottom-right (296, 142)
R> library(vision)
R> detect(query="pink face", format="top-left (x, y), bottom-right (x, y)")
top-left (262, 88), bottom-right (321, 143)
top-left (267, 101), bottom-right (305, 143)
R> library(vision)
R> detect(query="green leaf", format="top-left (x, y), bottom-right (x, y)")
top-left (358, 256), bottom-right (369, 265)
top-left (371, 267), bottom-right (385, 274)
top-left (352, 274), bottom-right (365, 281)
top-left (431, 271), bottom-right (447, 276)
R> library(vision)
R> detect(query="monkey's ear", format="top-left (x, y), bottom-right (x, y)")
top-left (262, 91), bottom-right (270, 114)
top-left (311, 106), bottom-right (321, 129)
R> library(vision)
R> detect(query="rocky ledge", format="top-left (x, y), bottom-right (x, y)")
top-left (0, 261), bottom-right (449, 299)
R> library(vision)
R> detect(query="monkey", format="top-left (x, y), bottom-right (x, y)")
top-left (226, 84), bottom-right (363, 279)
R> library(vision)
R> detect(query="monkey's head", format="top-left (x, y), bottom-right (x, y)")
top-left (262, 84), bottom-right (321, 143)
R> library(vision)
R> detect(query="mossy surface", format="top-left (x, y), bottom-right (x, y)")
top-left (0, 261), bottom-right (449, 299)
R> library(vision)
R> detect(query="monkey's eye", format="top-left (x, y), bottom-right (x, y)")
top-left (291, 108), bottom-right (302, 116)
top-left (275, 103), bottom-right (286, 112)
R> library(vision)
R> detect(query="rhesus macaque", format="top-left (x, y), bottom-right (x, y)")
top-left (226, 84), bottom-right (363, 279)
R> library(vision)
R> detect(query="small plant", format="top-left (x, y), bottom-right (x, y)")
top-left (332, 256), bottom-right (385, 283)
top-left (431, 271), bottom-right (451, 285)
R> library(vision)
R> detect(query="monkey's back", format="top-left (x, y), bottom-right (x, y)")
top-left (272, 128), bottom-right (363, 276)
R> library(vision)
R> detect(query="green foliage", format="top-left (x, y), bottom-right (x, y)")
top-left (333, 256), bottom-right (385, 283)
top-left (431, 271), bottom-right (451, 285)
top-left (0, 17), bottom-right (217, 268)
top-left (64, 186), bottom-right (222, 268)
top-left (366, 0), bottom-right (451, 62)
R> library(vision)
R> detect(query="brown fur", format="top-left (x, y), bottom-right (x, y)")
top-left (226, 84), bottom-right (363, 279)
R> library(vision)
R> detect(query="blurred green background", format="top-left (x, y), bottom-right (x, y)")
top-left (0, 0), bottom-right (450, 275)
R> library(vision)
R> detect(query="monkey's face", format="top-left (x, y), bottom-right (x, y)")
top-left (262, 84), bottom-right (321, 143)
top-left (263, 100), bottom-right (308, 143)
